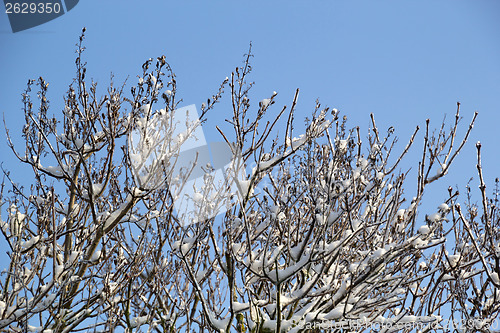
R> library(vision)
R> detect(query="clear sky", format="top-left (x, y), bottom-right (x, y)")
top-left (1, 1), bottom-right (499, 218)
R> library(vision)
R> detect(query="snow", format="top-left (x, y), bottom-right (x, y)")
top-left (192, 192), bottom-right (204, 203)
top-left (353, 167), bottom-right (361, 180)
top-left (289, 244), bottom-right (303, 261)
top-left (139, 103), bottom-right (151, 115)
top-left (28, 325), bottom-right (42, 332)
top-left (232, 301), bottom-right (249, 313)
top-left (103, 194), bottom-right (134, 230)
top-left (173, 132), bottom-right (185, 145)
top-left (90, 250), bottom-right (101, 262)
top-left (54, 265), bottom-right (64, 281)
top-left (442, 274), bottom-right (454, 281)
top-left (359, 158), bottom-right (369, 169)
top-left (418, 225), bottom-right (431, 235)
top-left (256, 153), bottom-right (283, 172)
top-left (446, 253), bottom-right (460, 267)
top-left (69, 275), bottom-right (80, 282)
top-left (372, 248), bottom-right (387, 260)
top-left (491, 272), bottom-right (500, 285)
top-left (325, 304), bottom-right (352, 320)
top-left (181, 241), bottom-right (194, 255)
top-left (412, 238), bottom-right (428, 248)
top-left (75, 138), bottom-right (84, 149)
top-left (131, 187), bottom-right (146, 197)
top-left (21, 235), bottom-right (40, 249)
top-left (92, 183), bottom-right (103, 195)
top-left (14, 309), bottom-right (25, 318)
top-left (438, 163), bottom-right (447, 176)
top-left (262, 320), bottom-right (277, 331)
top-left (331, 279), bottom-right (350, 304)
top-left (108, 282), bottom-right (118, 293)
top-left (149, 74), bottom-right (157, 86)
top-left (237, 179), bottom-right (253, 197)
top-left (305, 311), bottom-right (320, 322)
top-left (438, 203), bottom-right (449, 212)
top-left (428, 213), bottom-right (441, 223)
top-left (260, 98), bottom-right (271, 108)
top-left (337, 139), bottom-right (348, 151)
top-left (291, 135), bottom-right (307, 149)
top-left (43, 165), bottom-right (63, 176)
top-left (271, 255), bottom-right (310, 283)
top-left (130, 315), bottom-right (148, 328)
top-left (327, 211), bottom-right (341, 225)
top-left (43, 293), bottom-right (57, 306)
top-left (195, 269), bottom-right (206, 282)
top-left (351, 218), bottom-right (361, 230)
top-left (207, 313), bottom-right (230, 330)
top-left (171, 240), bottom-right (181, 252)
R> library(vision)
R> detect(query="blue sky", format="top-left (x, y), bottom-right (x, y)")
top-left (1, 1), bottom-right (499, 216)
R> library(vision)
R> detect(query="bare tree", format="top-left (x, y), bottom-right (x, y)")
top-left (0, 29), bottom-right (498, 333)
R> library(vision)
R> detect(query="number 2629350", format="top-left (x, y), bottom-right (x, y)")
top-left (5, 2), bottom-right (62, 14)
